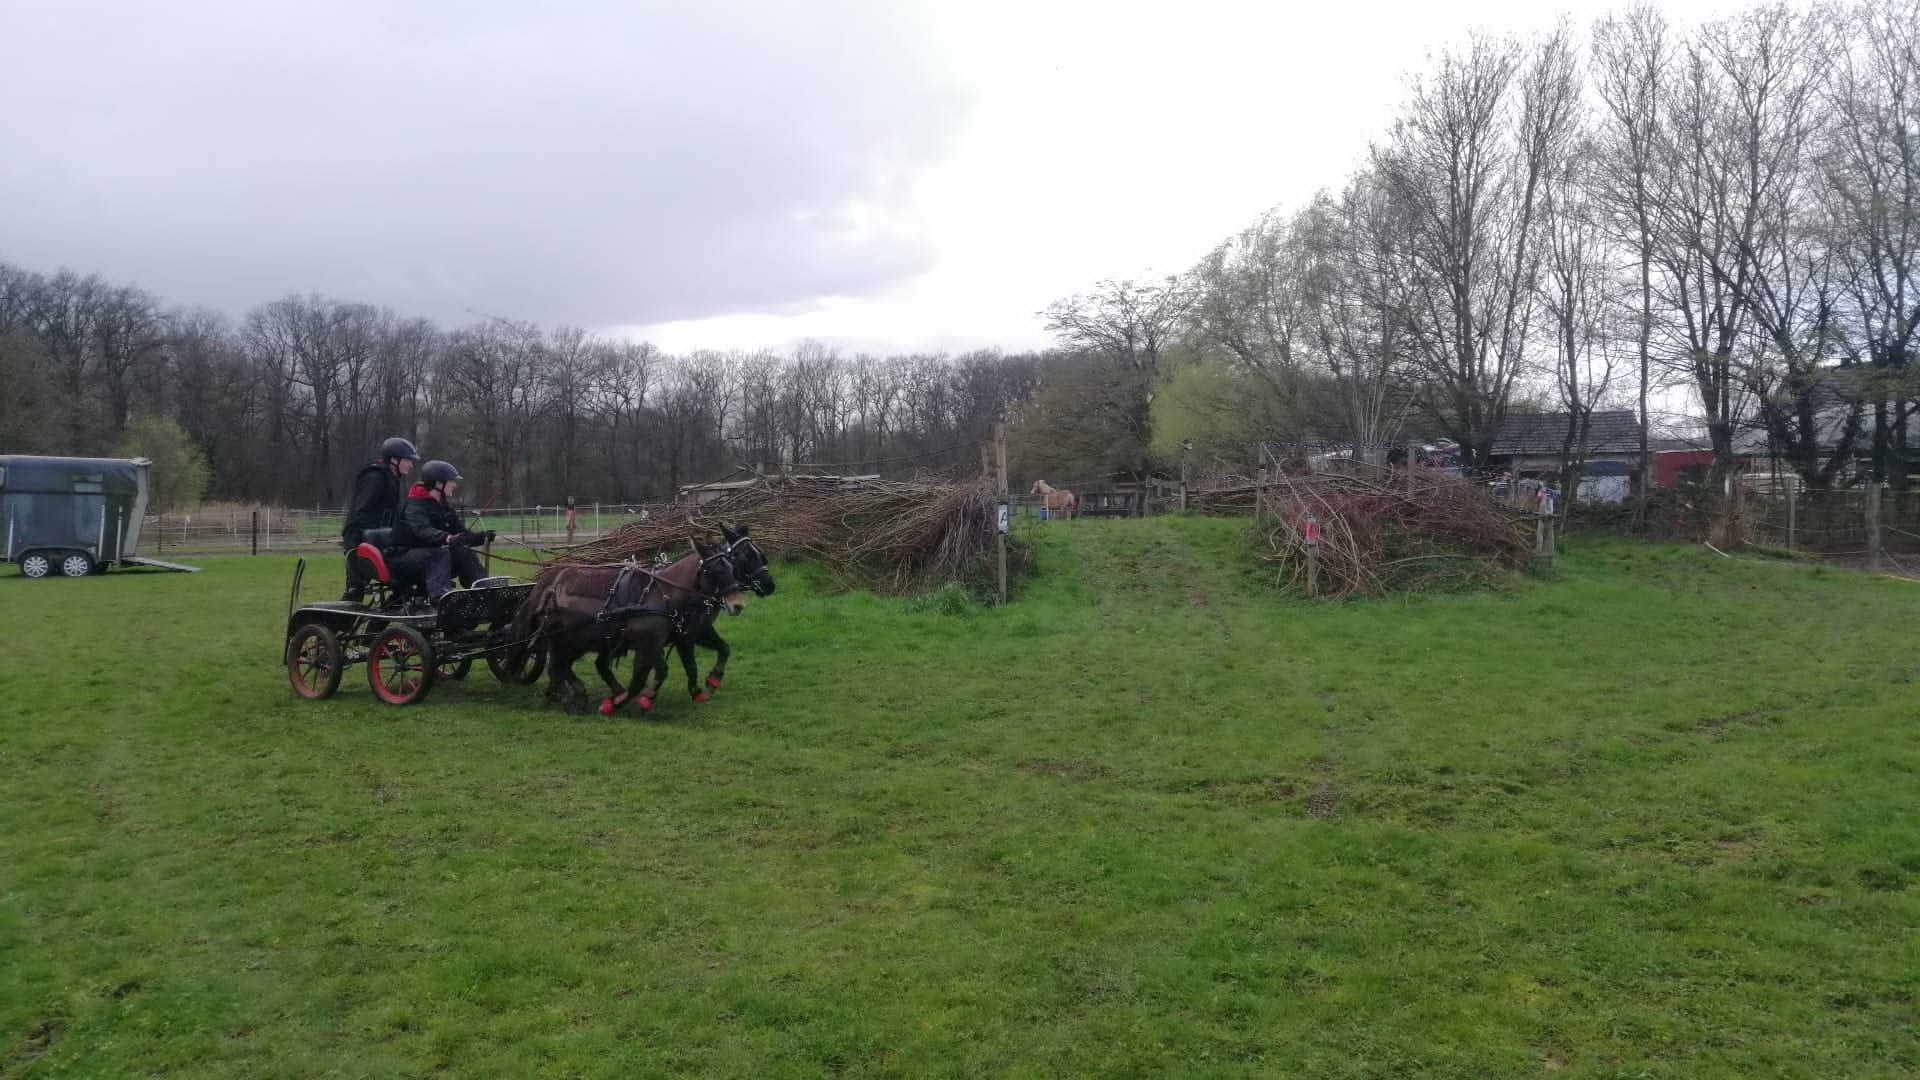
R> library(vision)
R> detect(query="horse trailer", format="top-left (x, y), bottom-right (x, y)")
top-left (0, 455), bottom-right (199, 578)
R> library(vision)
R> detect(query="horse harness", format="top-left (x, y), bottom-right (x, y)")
top-left (592, 548), bottom-right (738, 646)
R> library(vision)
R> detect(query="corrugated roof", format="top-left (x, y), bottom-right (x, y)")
top-left (1489, 411), bottom-right (1641, 456)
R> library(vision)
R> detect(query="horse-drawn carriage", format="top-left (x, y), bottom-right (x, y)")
top-left (282, 523), bottom-right (775, 711)
top-left (283, 530), bottom-right (544, 705)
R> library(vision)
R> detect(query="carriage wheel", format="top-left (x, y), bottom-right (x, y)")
top-left (367, 625), bottom-right (436, 705)
top-left (286, 623), bottom-right (344, 700)
top-left (487, 642), bottom-right (548, 685)
top-left (437, 655), bottom-right (473, 680)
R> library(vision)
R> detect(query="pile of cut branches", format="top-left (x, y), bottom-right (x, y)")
top-left (561, 475), bottom-right (1007, 595)
top-left (1189, 483), bottom-right (1259, 516)
top-left (1257, 471), bottom-right (1534, 598)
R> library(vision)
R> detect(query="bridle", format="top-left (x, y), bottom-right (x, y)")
top-left (720, 534), bottom-right (772, 596)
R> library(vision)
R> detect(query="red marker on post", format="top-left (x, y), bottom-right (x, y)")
top-left (1304, 515), bottom-right (1320, 545)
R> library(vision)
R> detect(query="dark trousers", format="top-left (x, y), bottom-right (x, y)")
top-left (342, 530), bottom-right (367, 599)
top-left (391, 545), bottom-right (485, 598)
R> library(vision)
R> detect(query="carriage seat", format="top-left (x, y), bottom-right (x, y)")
top-left (354, 542), bottom-right (395, 585)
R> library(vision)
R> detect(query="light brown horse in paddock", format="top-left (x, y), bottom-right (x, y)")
top-left (1031, 480), bottom-right (1077, 519)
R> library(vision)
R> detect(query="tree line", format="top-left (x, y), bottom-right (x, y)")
top-left (1019, 0), bottom-right (1919, 519)
top-left (0, 267), bottom-right (1042, 506)
top-left (5, 0), bottom-right (1912, 518)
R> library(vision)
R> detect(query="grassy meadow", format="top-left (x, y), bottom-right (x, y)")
top-left (2, 517), bottom-right (1917, 1077)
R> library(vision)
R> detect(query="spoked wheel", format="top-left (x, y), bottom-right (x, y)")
top-left (60, 552), bottom-right (94, 578)
top-left (286, 623), bottom-right (344, 700)
top-left (367, 625), bottom-right (436, 705)
top-left (487, 642), bottom-right (548, 685)
top-left (437, 655), bottom-right (474, 680)
top-left (19, 552), bottom-right (52, 579)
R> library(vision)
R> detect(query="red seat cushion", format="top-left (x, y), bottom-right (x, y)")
top-left (355, 542), bottom-right (392, 585)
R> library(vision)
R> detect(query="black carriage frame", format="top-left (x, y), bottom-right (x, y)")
top-left (282, 556), bottom-right (544, 705)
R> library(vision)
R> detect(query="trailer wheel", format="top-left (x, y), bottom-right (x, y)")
top-left (367, 625), bottom-right (436, 705)
top-left (60, 551), bottom-right (95, 578)
top-left (19, 551), bottom-right (52, 579)
top-left (286, 623), bottom-right (345, 700)
top-left (437, 655), bottom-right (473, 680)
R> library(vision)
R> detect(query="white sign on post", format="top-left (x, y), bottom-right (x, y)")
top-left (997, 503), bottom-right (1010, 535)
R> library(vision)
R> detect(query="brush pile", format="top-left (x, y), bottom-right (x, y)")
top-left (1188, 481), bottom-right (1260, 516)
top-left (1256, 471), bottom-right (1534, 598)
top-left (561, 475), bottom-right (1006, 595)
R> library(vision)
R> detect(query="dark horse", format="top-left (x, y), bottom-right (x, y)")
top-left (675, 523), bottom-right (775, 693)
top-left (503, 536), bottom-right (750, 715)
top-left (611, 524), bottom-right (776, 709)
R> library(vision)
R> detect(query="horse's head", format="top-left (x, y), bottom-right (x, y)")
top-left (720, 523), bottom-right (775, 597)
top-left (1031, 480), bottom-right (1048, 495)
top-left (693, 538), bottom-right (749, 616)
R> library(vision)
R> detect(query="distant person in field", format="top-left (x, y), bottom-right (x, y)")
top-left (391, 460), bottom-right (493, 602)
top-left (341, 436), bottom-right (419, 602)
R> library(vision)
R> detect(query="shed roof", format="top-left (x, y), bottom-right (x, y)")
top-left (1489, 411), bottom-right (1640, 456)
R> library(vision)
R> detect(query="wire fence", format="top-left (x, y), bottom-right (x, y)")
top-left (142, 500), bottom-right (679, 557)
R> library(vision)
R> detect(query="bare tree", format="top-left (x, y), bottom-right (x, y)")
top-left (1190, 209), bottom-right (1307, 416)
top-left (1041, 276), bottom-right (1193, 486)
top-left (1541, 139), bottom-right (1623, 512)
top-left (1374, 28), bottom-right (1581, 465)
top-left (1295, 174), bottom-right (1419, 457)
top-left (1645, 6), bottom-right (1835, 491)
top-left (1823, 0), bottom-right (1920, 486)
top-left (439, 317), bottom-right (545, 503)
top-left (1592, 4), bottom-right (1673, 523)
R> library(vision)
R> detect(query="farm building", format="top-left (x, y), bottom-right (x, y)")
top-left (1487, 411), bottom-right (1642, 504)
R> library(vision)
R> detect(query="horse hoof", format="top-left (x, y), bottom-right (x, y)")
top-left (706, 676), bottom-right (723, 690)
top-left (693, 692), bottom-right (710, 704)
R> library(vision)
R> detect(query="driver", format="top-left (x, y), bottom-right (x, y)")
top-left (391, 460), bottom-right (494, 602)
top-left (341, 436), bottom-right (419, 602)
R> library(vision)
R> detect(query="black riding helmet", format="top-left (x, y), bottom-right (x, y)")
top-left (420, 460), bottom-right (462, 488)
top-left (381, 436), bottom-right (421, 461)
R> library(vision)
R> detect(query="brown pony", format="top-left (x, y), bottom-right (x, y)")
top-left (503, 539), bottom-right (748, 715)
top-left (1031, 480), bottom-right (1077, 519)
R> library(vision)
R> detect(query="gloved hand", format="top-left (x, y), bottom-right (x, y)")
top-left (458, 530), bottom-right (495, 547)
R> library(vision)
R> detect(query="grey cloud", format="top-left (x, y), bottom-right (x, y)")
top-left (0, 0), bottom-right (966, 328)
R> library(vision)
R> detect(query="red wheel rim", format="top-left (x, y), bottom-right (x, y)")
top-left (289, 632), bottom-right (335, 699)
top-left (371, 634), bottom-right (426, 703)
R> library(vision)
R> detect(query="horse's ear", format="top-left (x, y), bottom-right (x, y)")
top-left (736, 524), bottom-right (750, 537)
top-left (721, 523), bottom-right (738, 541)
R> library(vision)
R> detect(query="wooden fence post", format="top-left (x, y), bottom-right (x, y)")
top-left (1786, 481), bottom-right (1796, 550)
top-left (1868, 482), bottom-right (1882, 573)
top-left (250, 510), bottom-right (258, 556)
top-left (994, 422), bottom-right (1008, 605)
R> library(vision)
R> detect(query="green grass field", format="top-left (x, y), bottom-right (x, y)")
top-left (3, 518), bottom-right (1918, 1077)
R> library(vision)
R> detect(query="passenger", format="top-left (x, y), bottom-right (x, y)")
top-left (391, 460), bottom-right (494, 602)
top-left (341, 436), bottom-right (419, 602)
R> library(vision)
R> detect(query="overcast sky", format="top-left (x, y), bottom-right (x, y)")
top-left (0, 0), bottom-right (1744, 355)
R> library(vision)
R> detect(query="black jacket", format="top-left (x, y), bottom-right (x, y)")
top-left (394, 485), bottom-right (466, 550)
top-left (342, 460), bottom-right (403, 539)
